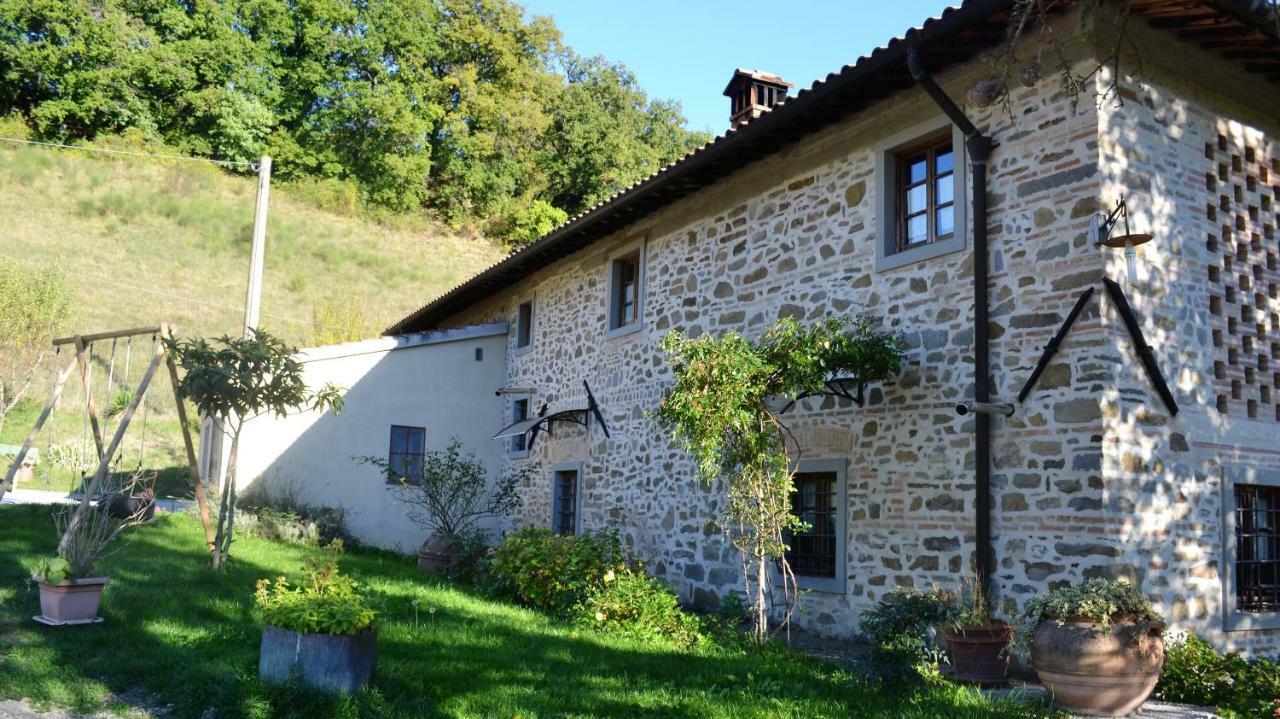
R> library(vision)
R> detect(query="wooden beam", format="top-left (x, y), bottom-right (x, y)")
top-left (52, 325), bottom-right (165, 347)
top-left (163, 325), bottom-right (215, 553)
top-left (59, 338), bottom-right (167, 554)
top-left (74, 336), bottom-right (105, 462)
top-left (0, 346), bottom-right (82, 502)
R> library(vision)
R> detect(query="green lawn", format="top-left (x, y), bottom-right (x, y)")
top-left (0, 505), bottom-right (1055, 718)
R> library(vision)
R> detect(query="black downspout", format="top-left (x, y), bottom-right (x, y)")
top-left (906, 49), bottom-right (996, 598)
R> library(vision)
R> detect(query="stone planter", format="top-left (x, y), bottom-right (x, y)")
top-left (33, 575), bottom-right (109, 625)
top-left (417, 533), bottom-right (458, 574)
top-left (942, 623), bottom-right (1011, 685)
top-left (259, 624), bottom-right (377, 694)
top-left (1032, 617), bottom-right (1165, 717)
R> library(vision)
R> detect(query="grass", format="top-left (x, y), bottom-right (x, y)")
top-left (0, 506), bottom-right (1057, 718)
top-left (0, 133), bottom-right (503, 492)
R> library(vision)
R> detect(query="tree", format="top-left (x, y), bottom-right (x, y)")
top-left (359, 436), bottom-right (522, 540)
top-left (0, 259), bottom-right (69, 436)
top-left (656, 316), bottom-right (905, 645)
top-left (166, 329), bottom-right (343, 569)
top-left (540, 54), bottom-right (710, 217)
top-left (0, 0), bottom-right (709, 244)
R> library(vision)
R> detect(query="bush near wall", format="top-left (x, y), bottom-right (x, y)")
top-left (1155, 633), bottom-right (1280, 718)
top-left (490, 527), bottom-right (623, 614)
top-left (575, 565), bottom-right (702, 648)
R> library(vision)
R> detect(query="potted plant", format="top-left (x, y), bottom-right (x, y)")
top-left (31, 471), bottom-right (152, 625)
top-left (359, 438), bottom-right (522, 576)
top-left (940, 579), bottom-right (1012, 685)
top-left (1014, 578), bottom-right (1165, 717)
top-left (256, 541), bottom-right (377, 693)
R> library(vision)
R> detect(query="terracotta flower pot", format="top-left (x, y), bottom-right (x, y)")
top-left (417, 533), bottom-right (458, 574)
top-left (33, 575), bottom-right (109, 624)
top-left (942, 623), bottom-right (1012, 684)
top-left (1032, 617), bottom-right (1165, 717)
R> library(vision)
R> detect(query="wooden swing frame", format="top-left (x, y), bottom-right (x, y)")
top-left (0, 324), bottom-right (215, 553)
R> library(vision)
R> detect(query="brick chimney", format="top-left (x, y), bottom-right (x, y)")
top-left (723, 69), bottom-right (793, 129)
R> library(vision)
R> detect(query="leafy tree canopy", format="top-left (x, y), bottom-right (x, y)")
top-left (0, 0), bottom-right (711, 245)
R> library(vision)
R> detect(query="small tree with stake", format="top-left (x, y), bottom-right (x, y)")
top-left (166, 329), bottom-right (343, 569)
top-left (657, 315), bottom-right (904, 646)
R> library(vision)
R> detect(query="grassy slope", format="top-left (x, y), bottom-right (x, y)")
top-left (0, 142), bottom-right (502, 493)
top-left (0, 506), bottom-right (1056, 719)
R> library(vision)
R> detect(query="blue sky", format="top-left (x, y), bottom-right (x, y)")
top-left (522, 1), bottom-right (957, 133)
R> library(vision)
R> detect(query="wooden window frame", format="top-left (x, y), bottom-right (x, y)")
top-left (606, 238), bottom-right (645, 339)
top-left (550, 462), bottom-right (584, 536)
top-left (514, 298), bottom-right (534, 353)
top-left (894, 133), bottom-right (956, 253)
top-left (387, 424), bottom-right (426, 485)
top-left (509, 396), bottom-right (530, 457)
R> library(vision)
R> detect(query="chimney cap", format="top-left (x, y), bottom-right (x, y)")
top-left (722, 68), bottom-right (793, 96)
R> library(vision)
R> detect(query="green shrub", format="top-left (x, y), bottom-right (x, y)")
top-left (238, 481), bottom-right (355, 547)
top-left (575, 565), bottom-right (701, 647)
top-left (255, 543), bottom-right (375, 635)
top-left (858, 586), bottom-right (954, 683)
top-left (1156, 633), bottom-right (1280, 718)
top-left (1012, 578), bottom-right (1162, 656)
top-left (490, 527), bottom-right (622, 614)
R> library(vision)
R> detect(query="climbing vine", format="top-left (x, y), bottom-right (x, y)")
top-left (656, 315), bottom-right (905, 645)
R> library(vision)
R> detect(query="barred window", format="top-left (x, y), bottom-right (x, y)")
top-left (552, 467), bottom-right (580, 536)
top-left (787, 471), bottom-right (838, 578)
top-left (1235, 483), bottom-right (1280, 613)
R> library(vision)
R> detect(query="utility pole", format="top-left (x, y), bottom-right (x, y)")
top-left (243, 156), bottom-right (272, 336)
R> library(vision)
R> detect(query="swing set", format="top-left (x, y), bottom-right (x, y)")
top-left (0, 324), bottom-right (215, 551)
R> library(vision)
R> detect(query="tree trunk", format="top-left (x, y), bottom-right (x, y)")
top-left (754, 553), bottom-right (769, 646)
top-left (211, 422), bottom-right (241, 570)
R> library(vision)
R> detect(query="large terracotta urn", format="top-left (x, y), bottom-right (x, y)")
top-left (942, 623), bottom-right (1012, 684)
top-left (417, 533), bottom-right (458, 574)
top-left (1031, 617), bottom-right (1165, 717)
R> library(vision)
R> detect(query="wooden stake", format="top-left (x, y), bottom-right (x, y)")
top-left (0, 345), bottom-right (83, 503)
top-left (164, 326), bottom-right (214, 552)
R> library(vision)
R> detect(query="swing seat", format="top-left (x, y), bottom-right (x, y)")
top-left (96, 489), bottom-right (156, 521)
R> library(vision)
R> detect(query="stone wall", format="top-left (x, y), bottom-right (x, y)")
top-left (433, 18), bottom-right (1280, 652)
top-left (1099, 17), bottom-right (1280, 655)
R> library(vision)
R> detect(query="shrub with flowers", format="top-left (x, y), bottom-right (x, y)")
top-left (575, 564), bottom-right (701, 648)
top-left (255, 542), bottom-right (375, 635)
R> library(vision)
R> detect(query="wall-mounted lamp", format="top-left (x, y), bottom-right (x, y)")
top-left (1092, 196), bottom-right (1153, 284)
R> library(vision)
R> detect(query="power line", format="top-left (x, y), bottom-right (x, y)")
top-left (0, 136), bottom-right (257, 168)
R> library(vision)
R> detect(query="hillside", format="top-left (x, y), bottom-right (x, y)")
top-left (0, 141), bottom-right (502, 345)
top-left (0, 140), bottom-right (503, 495)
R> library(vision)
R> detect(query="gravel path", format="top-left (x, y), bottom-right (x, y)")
top-left (1, 488), bottom-right (191, 513)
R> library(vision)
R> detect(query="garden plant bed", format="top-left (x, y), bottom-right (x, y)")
top-left (0, 504), bottom-right (1062, 718)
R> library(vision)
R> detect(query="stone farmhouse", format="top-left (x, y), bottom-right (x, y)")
top-left (232, 0), bottom-right (1280, 655)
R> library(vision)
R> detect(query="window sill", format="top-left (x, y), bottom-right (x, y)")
top-left (1223, 609), bottom-right (1280, 632)
top-left (513, 342), bottom-right (534, 357)
top-left (509, 449), bottom-right (529, 460)
top-left (776, 574), bottom-right (846, 595)
top-left (876, 234), bottom-right (965, 272)
top-left (605, 321), bottom-right (643, 341)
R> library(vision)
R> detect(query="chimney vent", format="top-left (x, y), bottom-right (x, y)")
top-left (723, 69), bottom-right (793, 129)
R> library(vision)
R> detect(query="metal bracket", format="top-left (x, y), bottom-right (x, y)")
top-left (1018, 287), bottom-right (1095, 403)
top-left (1102, 278), bottom-right (1179, 416)
top-left (776, 377), bottom-right (865, 415)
